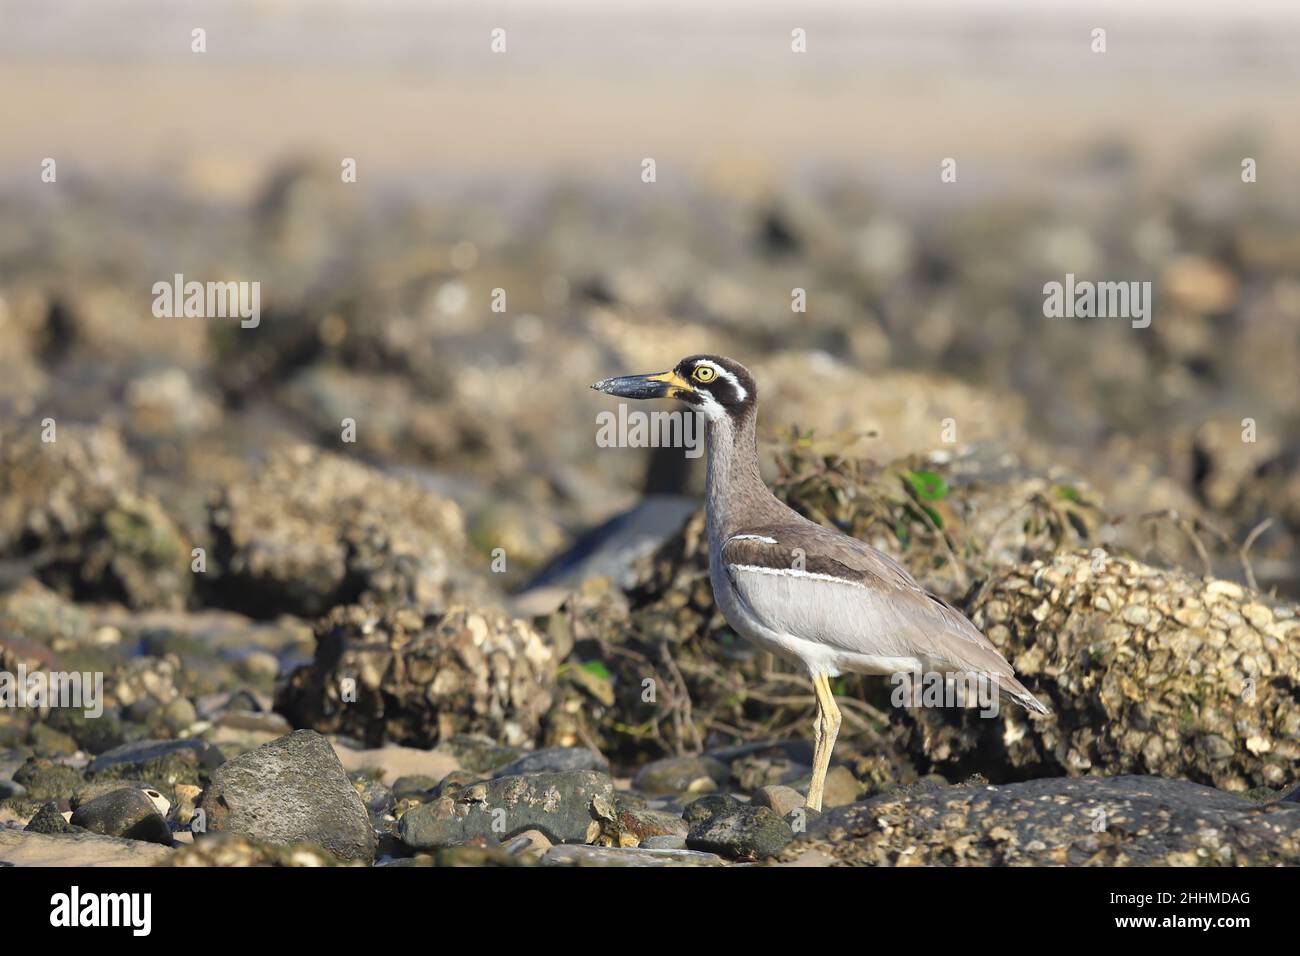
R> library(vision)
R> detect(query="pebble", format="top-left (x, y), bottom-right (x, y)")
top-left (633, 755), bottom-right (730, 795)
top-left (70, 788), bottom-right (173, 845)
top-left (503, 829), bottom-right (553, 859)
top-left (752, 784), bottom-right (806, 817)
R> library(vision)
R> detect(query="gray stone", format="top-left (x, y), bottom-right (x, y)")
top-left (398, 769), bottom-right (615, 849)
top-left (198, 729), bottom-right (376, 862)
top-left (632, 755), bottom-right (730, 795)
top-left (503, 829), bottom-right (552, 859)
top-left (687, 804), bottom-right (794, 861)
top-left (391, 774), bottom-right (440, 799)
top-left (682, 792), bottom-right (744, 825)
top-left (752, 784), bottom-right (806, 818)
top-left (0, 779), bottom-right (27, 800)
top-left (494, 747), bottom-right (609, 777)
top-left (351, 775), bottom-right (395, 819)
top-left (70, 788), bottom-right (172, 845)
top-left (640, 834), bottom-right (688, 850)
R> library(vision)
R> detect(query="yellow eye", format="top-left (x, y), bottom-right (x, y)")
top-left (693, 365), bottom-right (716, 384)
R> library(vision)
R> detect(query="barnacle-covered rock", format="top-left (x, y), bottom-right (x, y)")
top-left (752, 351), bottom-right (1030, 466)
top-left (0, 425), bottom-right (192, 609)
top-left (786, 775), bottom-right (1300, 866)
top-left (0, 578), bottom-right (95, 649)
top-left (207, 445), bottom-right (483, 618)
top-left (276, 603), bottom-right (556, 748)
top-left (164, 832), bottom-right (362, 867)
top-left (773, 442), bottom-right (1105, 600)
top-left (896, 552), bottom-right (1300, 790)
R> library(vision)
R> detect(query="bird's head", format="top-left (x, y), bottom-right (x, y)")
top-left (591, 354), bottom-right (756, 422)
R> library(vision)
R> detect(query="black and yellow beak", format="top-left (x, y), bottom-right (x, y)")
top-left (590, 369), bottom-right (693, 400)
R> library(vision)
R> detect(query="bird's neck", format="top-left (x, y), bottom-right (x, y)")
top-left (704, 407), bottom-right (777, 539)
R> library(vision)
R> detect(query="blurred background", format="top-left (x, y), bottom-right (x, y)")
top-left (2, 0), bottom-right (1298, 608)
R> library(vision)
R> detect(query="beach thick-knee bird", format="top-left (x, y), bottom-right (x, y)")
top-left (593, 354), bottom-right (1048, 811)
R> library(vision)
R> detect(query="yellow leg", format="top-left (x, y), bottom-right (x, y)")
top-left (806, 673), bottom-right (842, 812)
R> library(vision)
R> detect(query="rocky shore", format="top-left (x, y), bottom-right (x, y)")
top-left (2, 173), bottom-right (1299, 866)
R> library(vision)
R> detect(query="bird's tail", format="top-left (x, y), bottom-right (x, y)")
top-left (996, 674), bottom-right (1051, 715)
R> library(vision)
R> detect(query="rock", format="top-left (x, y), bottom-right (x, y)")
top-left (44, 707), bottom-right (126, 756)
top-left (0, 578), bottom-right (95, 649)
top-left (165, 832), bottom-right (360, 867)
top-left (277, 604), bottom-right (556, 749)
top-left (682, 793), bottom-right (745, 825)
top-left (752, 784), bottom-right (806, 818)
top-left (730, 754), bottom-right (808, 790)
top-left (503, 829), bottom-right (552, 859)
top-left (24, 801), bottom-right (77, 834)
top-left (615, 802), bottom-right (690, 847)
top-left (0, 425), bottom-right (192, 609)
top-left (632, 755), bottom-right (730, 795)
top-left (206, 446), bottom-right (477, 618)
top-left (351, 775), bottom-right (396, 820)
top-left (198, 729), bottom-right (376, 862)
top-left (71, 778), bottom-right (163, 810)
top-left (0, 828), bottom-right (173, 866)
top-left (398, 770), bottom-right (615, 849)
top-left (426, 845), bottom-right (529, 867)
top-left (898, 552), bottom-right (1300, 790)
top-left (788, 775), bottom-right (1300, 866)
top-left (87, 738), bottom-right (225, 792)
top-left (543, 845), bottom-right (726, 867)
top-left (391, 775), bottom-right (440, 800)
top-left (171, 783), bottom-right (202, 828)
top-left (640, 834), bottom-right (688, 850)
top-left (11, 757), bottom-right (82, 802)
top-left (70, 788), bottom-right (172, 845)
top-left (687, 804), bottom-right (794, 861)
top-left (516, 495), bottom-right (698, 613)
top-left (821, 766), bottom-right (864, 808)
top-left (109, 654), bottom-right (190, 723)
top-left (753, 352), bottom-right (1029, 466)
top-left (331, 741), bottom-right (462, 787)
top-left (27, 723), bottom-right (78, 756)
top-left (493, 747), bottom-right (609, 778)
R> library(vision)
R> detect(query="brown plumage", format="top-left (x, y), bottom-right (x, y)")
top-left (594, 354), bottom-right (1048, 809)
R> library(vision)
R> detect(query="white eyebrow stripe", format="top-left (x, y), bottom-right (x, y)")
top-left (695, 362), bottom-right (747, 402)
